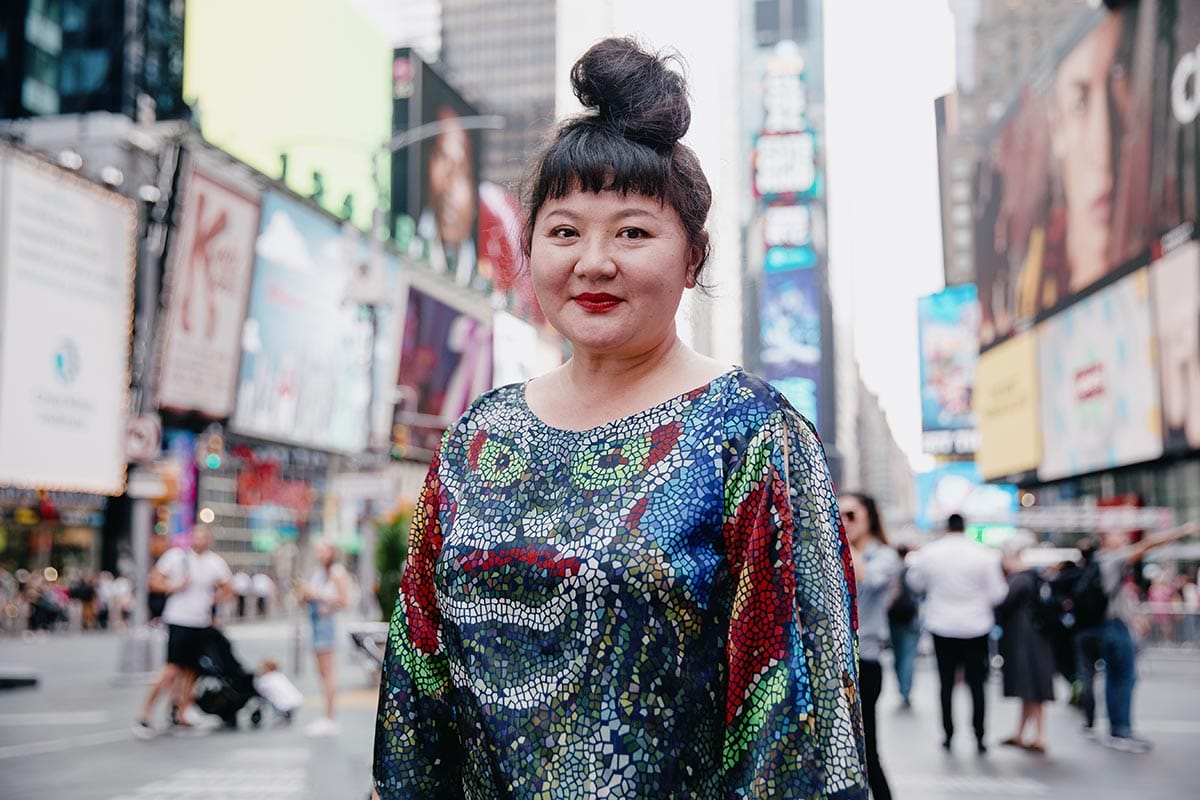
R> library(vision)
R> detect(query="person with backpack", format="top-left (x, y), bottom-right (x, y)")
top-left (888, 545), bottom-right (922, 709)
top-left (1073, 521), bottom-right (1200, 753)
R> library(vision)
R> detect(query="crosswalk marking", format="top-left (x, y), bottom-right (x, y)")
top-left (893, 775), bottom-right (1048, 795)
top-left (0, 710), bottom-right (110, 726)
top-left (109, 766), bottom-right (307, 800)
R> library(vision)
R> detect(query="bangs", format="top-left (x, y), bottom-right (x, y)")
top-left (534, 123), bottom-right (672, 203)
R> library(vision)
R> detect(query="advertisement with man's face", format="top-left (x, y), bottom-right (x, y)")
top-left (1149, 241), bottom-right (1200, 453)
top-left (1037, 269), bottom-right (1163, 481)
top-left (918, 285), bottom-right (980, 453)
top-left (392, 49), bottom-right (485, 292)
top-left (392, 278), bottom-right (492, 457)
top-left (231, 192), bottom-right (374, 453)
top-left (0, 148), bottom-right (136, 494)
top-left (975, 5), bottom-right (1200, 350)
top-left (157, 159), bottom-right (260, 417)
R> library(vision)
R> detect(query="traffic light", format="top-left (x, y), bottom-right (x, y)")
top-left (201, 429), bottom-right (224, 470)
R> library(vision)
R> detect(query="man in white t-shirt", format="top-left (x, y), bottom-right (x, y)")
top-left (906, 513), bottom-right (1009, 754)
top-left (133, 525), bottom-right (232, 737)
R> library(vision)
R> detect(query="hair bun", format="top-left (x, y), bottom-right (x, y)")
top-left (570, 37), bottom-right (691, 151)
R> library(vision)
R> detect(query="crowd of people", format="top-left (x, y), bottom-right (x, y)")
top-left (845, 496), bottom-right (1200, 796)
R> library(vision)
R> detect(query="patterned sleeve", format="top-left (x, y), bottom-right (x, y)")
top-left (720, 404), bottom-right (868, 800)
top-left (373, 449), bottom-right (463, 799)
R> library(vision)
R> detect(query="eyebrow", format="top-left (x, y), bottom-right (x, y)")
top-left (542, 207), bottom-right (657, 223)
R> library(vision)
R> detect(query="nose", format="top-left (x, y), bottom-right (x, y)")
top-left (573, 233), bottom-right (617, 281)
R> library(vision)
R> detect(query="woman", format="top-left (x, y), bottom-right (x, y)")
top-left (840, 493), bottom-right (897, 800)
top-left (300, 539), bottom-right (349, 737)
top-left (996, 554), bottom-right (1055, 755)
top-left (373, 38), bottom-right (867, 799)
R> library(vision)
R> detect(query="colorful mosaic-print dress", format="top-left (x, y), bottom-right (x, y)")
top-left (374, 369), bottom-right (867, 799)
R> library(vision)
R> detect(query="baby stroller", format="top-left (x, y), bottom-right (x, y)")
top-left (194, 628), bottom-right (266, 729)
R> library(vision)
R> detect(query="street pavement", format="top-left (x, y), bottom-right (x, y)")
top-left (1, 621), bottom-right (1197, 799)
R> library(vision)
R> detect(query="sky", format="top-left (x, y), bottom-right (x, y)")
top-left (824, 1), bottom-right (958, 470)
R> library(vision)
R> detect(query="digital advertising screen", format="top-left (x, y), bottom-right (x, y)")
top-left (913, 462), bottom-right (1018, 535)
top-left (232, 192), bottom-right (375, 453)
top-left (183, 0), bottom-right (392, 231)
top-left (759, 263), bottom-right (821, 427)
top-left (157, 156), bottom-right (261, 418)
top-left (392, 276), bottom-right (493, 457)
top-left (976, 332), bottom-right (1042, 481)
top-left (918, 284), bottom-right (980, 455)
top-left (974, 3), bottom-right (1200, 351)
top-left (0, 148), bottom-right (136, 494)
top-left (1149, 240), bottom-right (1200, 454)
top-left (1037, 269), bottom-right (1163, 481)
top-left (391, 48), bottom-right (485, 291)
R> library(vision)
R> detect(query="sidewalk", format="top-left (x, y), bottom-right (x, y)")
top-left (0, 623), bottom-right (1197, 799)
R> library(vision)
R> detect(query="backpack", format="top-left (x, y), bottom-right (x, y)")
top-left (1068, 561), bottom-right (1109, 629)
top-left (1030, 574), bottom-right (1063, 633)
top-left (887, 567), bottom-right (919, 626)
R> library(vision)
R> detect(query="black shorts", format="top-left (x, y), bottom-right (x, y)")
top-left (166, 624), bottom-right (209, 670)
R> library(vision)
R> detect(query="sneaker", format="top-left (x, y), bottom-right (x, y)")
top-left (304, 717), bottom-right (340, 738)
top-left (1104, 734), bottom-right (1152, 754)
top-left (132, 720), bottom-right (157, 740)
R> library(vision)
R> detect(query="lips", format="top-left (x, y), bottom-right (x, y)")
top-left (573, 293), bottom-right (621, 313)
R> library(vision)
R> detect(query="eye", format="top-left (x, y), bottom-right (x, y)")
top-left (549, 226), bottom-right (577, 239)
top-left (619, 227), bottom-right (650, 240)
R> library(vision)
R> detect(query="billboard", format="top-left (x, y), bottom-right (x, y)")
top-left (917, 284), bottom-right (980, 455)
top-left (0, 148), bottom-right (136, 494)
top-left (974, 4), bottom-right (1200, 351)
top-left (182, 0), bottom-right (393, 231)
top-left (976, 332), bottom-right (1041, 481)
top-left (914, 462), bottom-right (1018, 535)
top-left (231, 192), bottom-right (375, 453)
top-left (1037, 269), bottom-right (1163, 481)
top-left (392, 276), bottom-right (493, 458)
top-left (392, 49), bottom-right (485, 292)
top-left (759, 264), bottom-right (821, 427)
top-left (157, 157), bottom-right (261, 418)
top-left (1149, 241), bottom-right (1200, 453)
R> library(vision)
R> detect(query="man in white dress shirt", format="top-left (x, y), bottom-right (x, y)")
top-left (906, 513), bottom-right (1009, 754)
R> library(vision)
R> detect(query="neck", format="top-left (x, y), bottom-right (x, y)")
top-left (564, 331), bottom-right (687, 394)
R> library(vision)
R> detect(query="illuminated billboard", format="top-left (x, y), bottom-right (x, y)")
top-left (760, 264), bottom-right (821, 427)
top-left (1149, 241), bottom-right (1200, 453)
top-left (914, 462), bottom-right (1018, 535)
top-left (157, 154), bottom-right (261, 418)
top-left (0, 148), bottom-right (136, 494)
top-left (976, 332), bottom-right (1041, 481)
top-left (392, 274), bottom-right (493, 458)
top-left (391, 49), bottom-right (485, 292)
top-left (917, 284), bottom-right (980, 455)
top-left (232, 192), bottom-right (375, 453)
top-left (1037, 269), bottom-right (1163, 480)
top-left (183, 0), bottom-right (393, 231)
top-left (974, 4), bottom-right (1200, 351)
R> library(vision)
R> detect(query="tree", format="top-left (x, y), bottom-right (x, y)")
top-left (374, 507), bottom-right (411, 622)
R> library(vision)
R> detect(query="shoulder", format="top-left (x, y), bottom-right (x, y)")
top-left (433, 383), bottom-right (527, 467)
top-left (720, 369), bottom-right (820, 446)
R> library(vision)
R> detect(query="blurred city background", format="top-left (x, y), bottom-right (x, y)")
top-left (0, 0), bottom-right (1197, 798)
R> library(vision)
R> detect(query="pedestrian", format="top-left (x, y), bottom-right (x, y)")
top-left (231, 571), bottom-right (252, 619)
top-left (995, 553), bottom-right (1056, 755)
top-left (906, 512), bottom-right (1008, 754)
top-left (1074, 521), bottom-right (1199, 753)
top-left (373, 37), bottom-right (868, 800)
top-left (888, 544), bottom-right (922, 710)
top-left (841, 492), bottom-right (897, 800)
top-left (252, 571), bottom-right (275, 617)
top-left (298, 539), bottom-right (349, 737)
top-left (133, 524), bottom-right (233, 738)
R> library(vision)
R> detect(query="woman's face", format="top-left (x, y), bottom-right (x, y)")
top-left (530, 189), bottom-right (696, 359)
top-left (838, 496), bottom-right (871, 549)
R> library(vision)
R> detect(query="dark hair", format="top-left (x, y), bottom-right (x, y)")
top-left (947, 513), bottom-right (966, 533)
top-left (842, 492), bottom-right (889, 546)
top-left (521, 37), bottom-right (713, 285)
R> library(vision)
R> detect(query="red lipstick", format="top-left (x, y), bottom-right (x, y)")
top-left (574, 293), bottom-right (621, 313)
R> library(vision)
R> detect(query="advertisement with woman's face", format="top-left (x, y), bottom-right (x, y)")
top-left (975, 5), bottom-right (1198, 350)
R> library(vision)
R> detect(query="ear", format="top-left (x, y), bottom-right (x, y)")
top-left (685, 245), bottom-right (703, 288)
